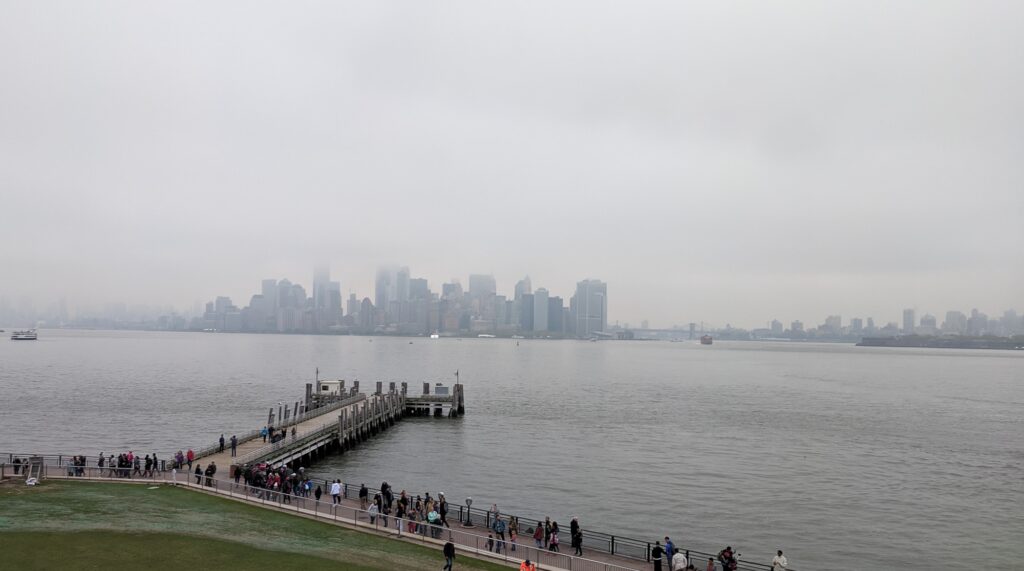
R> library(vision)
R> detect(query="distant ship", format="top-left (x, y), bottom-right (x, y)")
top-left (11, 330), bottom-right (37, 341)
top-left (477, 334), bottom-right (495, 338)
top-left (430, 333), bottom-right (440, 339)
top-left (700, 335), bottom-right (713, 345)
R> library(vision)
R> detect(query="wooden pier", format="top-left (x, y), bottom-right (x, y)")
top-left (191, 380), bottom-right (464, 476)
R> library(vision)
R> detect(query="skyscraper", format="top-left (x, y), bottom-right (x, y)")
top-left (903, 308), bottom-right (916, 334)
top-left (533, 288), bottom-right (549, 333)
top-left (468, 274), bottom-right (497, 298)
top-left (571, 279), bottom-right (607, 338)
top-left (514, 276), bottom-right (532, 301)
top-left (548, 296), bottom-right (565, 333)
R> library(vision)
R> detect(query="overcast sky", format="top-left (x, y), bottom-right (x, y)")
top-left (1, 1), bottom-right (1021, 327)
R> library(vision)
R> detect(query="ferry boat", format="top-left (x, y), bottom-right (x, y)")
top-left (11, 329), bottom-right (38, 341)
top-left (700, 334), bottom-right (713, 345)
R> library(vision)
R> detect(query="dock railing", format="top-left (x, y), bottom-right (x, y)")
top-left (190, 392), bottom-right (370, 461)
top-left (234, 422), bottom-right (336, 466)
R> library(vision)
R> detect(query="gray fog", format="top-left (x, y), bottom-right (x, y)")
top-left (1, 1), bottom-right (1022, 327)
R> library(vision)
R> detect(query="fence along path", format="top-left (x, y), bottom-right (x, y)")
top-left (31, 465), bottom-right (639, 571)
top-left (0, 455), bottom-right (782, 571)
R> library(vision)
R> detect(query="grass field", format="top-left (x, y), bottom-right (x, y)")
top-left (0, 479), bottom-right (510, 570)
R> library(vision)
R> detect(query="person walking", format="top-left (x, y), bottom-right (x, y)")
top-left (359, 483), bottom-right (369, 509)
top-left (772, 550), bottom-right (789, 571)
top-left (652, 541), bottom-right (664, 571)
top-left (570, 516), bottom-right (582, 556)
top-left (533, 522), bottom-right (544, 548)
top-left (194, 464), bottom-right (202, 484)
top-left (664, 537), bottom-right (675, 568)
top-left (219, 434), bottom-right (225, 452)
top-left (443, 540), bottom-right (456, 571)
top-left (572, 528), bottom-right (584, 556)
top-left (314, 484), bottom-right (323, 503)
top-left (186, 449), bottom-right (194, 470)
top-left (548, 521), bottom-right (560, 552)
top-left (706, 557), bottom-right (715, 571)
top-left (261, 426), bottom-right (268, 443)
top-left (331, 479), bottom-right (342, 504)
top-left (230, 435), bottom-right (237, 457)
top-left (519, 559), bottom-right (536, 571)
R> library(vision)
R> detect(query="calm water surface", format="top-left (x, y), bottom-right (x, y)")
top-left (1, 330), bottom-right (1022, 570)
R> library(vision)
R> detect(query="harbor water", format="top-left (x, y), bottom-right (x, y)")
top-left (1, 329), bottom-right (1021, 570)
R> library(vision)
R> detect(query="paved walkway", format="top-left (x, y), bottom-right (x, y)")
top-left (190, 396), bottom-right (377, 474)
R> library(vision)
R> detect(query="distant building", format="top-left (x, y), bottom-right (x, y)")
top-left (824, 315), bottom-right (842, 335)
top-left (902, 309), bottom-right (916, 335)
top-left (520, 294), bottom-right (534, 331)
top-left (533, 288), bottom-right (549, 333)
top-left (919, 314), bottom-right (938, 335)
top-left (547, 296), bottom-right (565, 332)
top-left (849, 318), bottom-right (863, 333)
top-left (943, 310), bottom-right (967, 334)
top-left (468, 274), bottom-right (496, 298)
top-left (514, 276), bottom-right (532, 301)
top-left (571, 279), bottom-right (607, 338)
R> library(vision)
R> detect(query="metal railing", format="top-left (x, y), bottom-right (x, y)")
top-left (190, 393), bottom-right (369, 461)
top-left (1, 454), bottom-right (781, 571)
top-left (35, 465), bottom-right (639, 571)
top-left (335, 484), bottom-right (775, 571)
top-left (234, 422), bottom-right (337, 466)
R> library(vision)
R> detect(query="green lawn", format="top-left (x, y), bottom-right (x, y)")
top-left (0, 480), bottom-right (509, 570)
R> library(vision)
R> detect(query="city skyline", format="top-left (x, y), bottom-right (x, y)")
top-left (2, 264), bottom-right (1020, 339)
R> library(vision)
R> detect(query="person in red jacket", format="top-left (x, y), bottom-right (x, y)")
top-left (519, 559), bottom-right (536, 571)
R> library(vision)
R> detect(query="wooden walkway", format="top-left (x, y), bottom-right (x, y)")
top-left (190, 391), bottom-right (405, 476)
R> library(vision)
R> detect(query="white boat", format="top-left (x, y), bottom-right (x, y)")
top-left (11, 329), bottom-right (37, 341)
top-left (477, 334), bottom-right (495, 338)
top-left (430, 333), bottom-right (440, 339)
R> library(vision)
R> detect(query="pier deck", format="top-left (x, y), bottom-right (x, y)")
top-left (192, 391), bottom-right (408, 474)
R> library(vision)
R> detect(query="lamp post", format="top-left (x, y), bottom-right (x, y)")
top-left (464, 497), bottom-right (474, 527)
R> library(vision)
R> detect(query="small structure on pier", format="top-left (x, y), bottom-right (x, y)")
top-left (404, 382), bottom-right (465, 417)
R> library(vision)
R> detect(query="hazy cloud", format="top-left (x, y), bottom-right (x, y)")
top-left (1, 1), bottom-right (1021, 326)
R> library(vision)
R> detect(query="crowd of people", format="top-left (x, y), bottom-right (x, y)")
top-left (650, 539), bottom-right (790, 571)
top-left (29, 450), bottom-right (789, 570)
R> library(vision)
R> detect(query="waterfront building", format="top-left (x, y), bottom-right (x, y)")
top-left (903, 308), bottom-right (916, 335)
top-left (548, 296), bottom-right (565, 333)
top-left (533, 288), bottom-right (549, 333)
top-left (520, 294), bottom-right (534, 331)
top-left (514, 276), bottom-right (532, 301)
top-left (571, 279), bottom-right (607, 338)
top-left (849, 318), bottom-right (863, 333)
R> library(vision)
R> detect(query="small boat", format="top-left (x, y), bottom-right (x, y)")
top-left (11, 330), bottom-right (38, 341)
top-left (700, 335), bottom-right (713, 345)
top-left (477, 334), bottom-right (495, 338)
top-left (430, 333), bottom-right (440, 339)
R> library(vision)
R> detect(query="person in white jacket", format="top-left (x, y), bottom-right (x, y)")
top-left (772, 550), bottom-right (789, 570)
top-left (330, 479), bottom-right (342, 504)
top-left (671, 548), bottom-right (688, 571)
